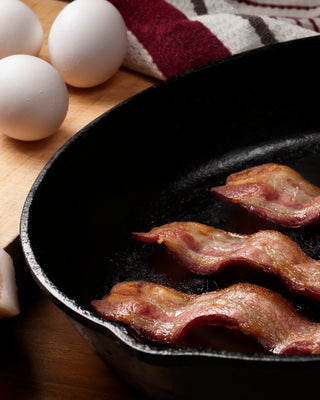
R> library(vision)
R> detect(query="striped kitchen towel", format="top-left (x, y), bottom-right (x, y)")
top-left (109, 0), bottom-right (319, 79)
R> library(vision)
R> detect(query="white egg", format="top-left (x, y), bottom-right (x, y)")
top-left (0, 0), bottom-right (43, 59)
top-left (0, 246), bottom-right (19, 318)
top-left (48, 0), bottom-right (127, 88)
top-left (0, 55), bottom-right (69, 141)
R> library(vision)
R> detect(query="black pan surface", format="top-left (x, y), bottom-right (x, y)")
top-left (21, 36), bottom-right (320, 399)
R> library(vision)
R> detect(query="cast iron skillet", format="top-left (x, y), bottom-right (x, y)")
top-left (21, 36), bottom-right (320, 399)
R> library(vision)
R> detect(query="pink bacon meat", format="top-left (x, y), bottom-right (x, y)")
top-left (133, 222), bottom-right (320, 300)
top-left (210, 163), bottom-right (320, 227)
top-left (92, 281), bottom-right (320, 354)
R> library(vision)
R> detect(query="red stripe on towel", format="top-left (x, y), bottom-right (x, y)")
top-left (109, 0), bottom-right (231, 78)
top-left (309, 17), bottom-right (320, 32)
top-left (233, 0), bottom-right (320, 11)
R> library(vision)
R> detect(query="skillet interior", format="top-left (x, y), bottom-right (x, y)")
top-left (96, 134), bottom-right (320, 323)
top-left (21, 36), bottom-right (320, 399)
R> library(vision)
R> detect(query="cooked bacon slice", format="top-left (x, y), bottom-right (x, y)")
top-left (133, 222), bottom-right (320, 300)
top-left (91, 281), bottom-right (320, 354)
top-left (210, 163), bottom-right (320, 227)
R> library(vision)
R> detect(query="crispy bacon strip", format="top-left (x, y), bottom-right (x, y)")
top-left (210, 163), bottom-right (320, 227)
top-left (133, 222), bottom-right (320, 300)
top-left (91, 281), bottom-right (320, 354)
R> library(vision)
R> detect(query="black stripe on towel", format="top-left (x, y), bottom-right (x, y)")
top-left (242, 14), bottom-right (278, 45)
top-left (191, 0), bottom-right (208, 15)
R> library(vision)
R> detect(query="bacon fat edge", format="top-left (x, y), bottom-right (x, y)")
top-left (210, 163), bottom-right (320, 227)
top-left (91, 281), bottom-right (320, 354)
top-left (132, 222), bottom-right (320, 300)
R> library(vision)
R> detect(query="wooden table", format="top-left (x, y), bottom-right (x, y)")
top-left (0, 0), bottom-right (156, 249)
top-left (1, 1), bottom-right (156, 398)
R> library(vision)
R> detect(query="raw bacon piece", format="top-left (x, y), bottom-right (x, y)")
top-left (91, 281), bottom-right (320, 354)
top-left (0, 247), bottom-right (19, 318)
top-left (133, 222), bottom-right (320, 300)
top-left (210, 163), bottom-right (320, 227)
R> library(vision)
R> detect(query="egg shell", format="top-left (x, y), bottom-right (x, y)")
top-left (0, 55), bottom-right (69, 141)
top-left (0, 0), bottom-right (43, 59)
top-left (48, 0), bottom-right (128, 88)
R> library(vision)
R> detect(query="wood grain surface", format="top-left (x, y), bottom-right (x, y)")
top-left (0, 1), bottom-right (156, 398)
top-left (0, 0), bottom-right (156, 248)
top-left (2, 239), bottom-right (144, 400)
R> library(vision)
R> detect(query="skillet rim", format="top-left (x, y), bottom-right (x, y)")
top-left (20, 36), bottom-right (320, 364)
